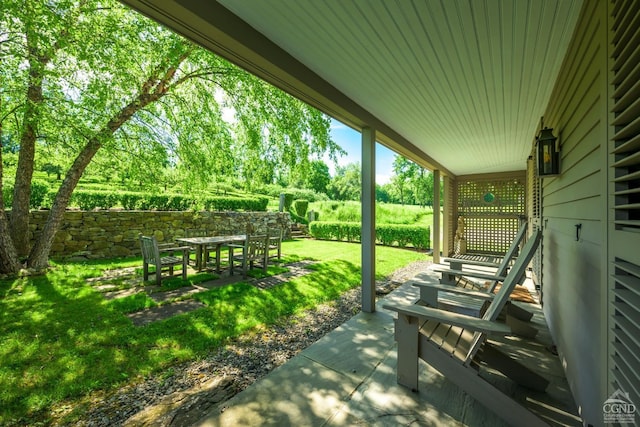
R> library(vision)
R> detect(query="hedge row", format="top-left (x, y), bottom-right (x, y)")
top-left (2, 181), bottom-right (50, 209)
top-left (2, 183), bottom-right (291, 213)
top-left (309, 221), bottom-right (430, 250)
top-left (36, 190), bottom-right (269, 211)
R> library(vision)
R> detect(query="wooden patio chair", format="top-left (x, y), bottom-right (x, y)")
top-left (383, 231), bottom-right (547, 426)
top-left (433, 221), bottom-right (528, 291)
top-left (267, 228), bottom-right (282, 261)
top-left (414, 230), bottom-right (540, 336)
top-left (139, 234), bottom-right (190, 285)
top-left (228, 234), bottom-right (269, 278)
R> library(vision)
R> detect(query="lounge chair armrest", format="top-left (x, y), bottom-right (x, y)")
top-left (430, 266), bottom-right (506, 282)
top-left (443, 257), bottom-right (502, 269)
top-left (383, 303), bottom-right (511, 335)
top-left (410, 279), bottom-right (494, 300)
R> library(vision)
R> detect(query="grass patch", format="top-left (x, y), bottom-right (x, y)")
top-left (106, 292), bottom-right (157, 314)
top-left (0, 240), bottom-right (428, 425)
top-left (159, 272), bottom-right (218, 291)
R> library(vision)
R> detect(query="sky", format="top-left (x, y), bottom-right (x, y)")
top-left (327, 119), bottom-right (397, 185)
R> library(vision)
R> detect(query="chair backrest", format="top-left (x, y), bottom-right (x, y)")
top-left (482, 230), bottom-right (541, 322)
top-left (494, 220), bottom-right (528, 276)
top-left (462, 230), bottom-right (541, 364)
top-left (139, 234), bottom-right (160, 264)
top-left (268, 228), bottom-right (282, 240)
top-left (247, 235), bottom-right (268, 257)
top-left (483, 221), bottom-right (529, 293)
top-left (240, 235), bottom-right (268, 266)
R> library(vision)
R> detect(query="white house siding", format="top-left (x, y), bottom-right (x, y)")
top-left (539, 0), bottom-right (607, 424)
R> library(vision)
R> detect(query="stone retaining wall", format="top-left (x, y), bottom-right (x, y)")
top-left (27, 210), bottom-right (292, 259)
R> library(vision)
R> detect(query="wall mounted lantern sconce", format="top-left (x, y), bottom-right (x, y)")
top-left (536, 126), bottom-right (560, 177)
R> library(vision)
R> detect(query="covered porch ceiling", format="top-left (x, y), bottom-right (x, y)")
top-left (120, 0), bottom-right (583, 177)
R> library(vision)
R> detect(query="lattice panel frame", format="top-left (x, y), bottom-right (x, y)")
top-left (462, 216), bottom-right (521, 254)
top-left (457, 177), bottom-right (525, 215)
top-left (456, 173), bottom-right (526, 254)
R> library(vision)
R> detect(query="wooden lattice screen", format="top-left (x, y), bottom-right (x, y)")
top-left (456, 172), bottom-right (526, 254)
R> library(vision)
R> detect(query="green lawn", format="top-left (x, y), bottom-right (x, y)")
top-left (0, 239), bottom-right (427, 425)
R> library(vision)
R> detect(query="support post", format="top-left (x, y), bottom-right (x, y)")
top-left (442, 176), bottom-right (451, 257)
top-left (361, 127), bottom-right (376, 313)
top-left (433, 170), bottom-right (441, 263)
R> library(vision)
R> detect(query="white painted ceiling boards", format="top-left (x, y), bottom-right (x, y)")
top-left (120, 0), bottom-right (583, 176)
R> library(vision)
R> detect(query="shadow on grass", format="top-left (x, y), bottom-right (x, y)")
top-left (0, 258), bottom-right (361, 425)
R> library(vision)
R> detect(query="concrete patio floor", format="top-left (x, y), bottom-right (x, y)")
top-left (195, 269), bottom-right (581, 426)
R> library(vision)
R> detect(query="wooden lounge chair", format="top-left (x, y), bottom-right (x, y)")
top-left (383, 231), bottom-right (547, 426)
top-left (433, 221), bottom-right (528, 291)
top-left (139, 234), bottom-right (190, 285)
top-left (228, 234), bottom-right (269, 278)
top-left (414, 226), bottom-right (538, 321)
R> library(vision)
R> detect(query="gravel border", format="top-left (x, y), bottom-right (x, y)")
top-left (55, 260), bottom-right (431, 426)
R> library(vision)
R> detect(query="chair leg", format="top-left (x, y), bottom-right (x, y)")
top-left (155, 266), bottom-right (162, 286)
top-left (242, 248), bottom-right (248, 278)
top-left (143, 262), bottom-right (149, 281)
top-left (182, 254), bottom-right (188, 281)
top-left (228, 249), bottom-right (233, 274)
top-left (394, 314), bottom-right (420, 391)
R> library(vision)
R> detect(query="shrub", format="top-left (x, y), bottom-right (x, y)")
top-left (202, 196), bottom-right (268, 211)
top-left (2, 184), bottom-right (13, 208)
top-left (71, 190), bottom-right (119, 210)
top-left (283, 193), bottom-right (294, 211)
top-left (1, 181), bottom-right (51, 209)
top-left (30, 181), bottom-right (50, 209)
top-left (254, 185), bottom-right (328, 202)
top-left (309, 221), bottom-right (360, 242)
top-left (120, 192), bottom-right (144, 210)
top-left (309, 221), bottom-right (430, 249)
top-left (289, 211), bottom-right (308, 225)
top-left (293, 199), bottom-right (309, 218)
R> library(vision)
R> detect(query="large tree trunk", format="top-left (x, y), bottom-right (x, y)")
top-left (26, 64), bottom-right (185, 269)
top-left (10, 42), bottom-right (47, 256)
top-left (0, 126), bottom-right (22, 273)
top-left (28, 140), bottom-right (101, 268)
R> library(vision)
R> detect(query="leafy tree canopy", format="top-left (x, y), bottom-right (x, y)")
top-left (0, 0), bottom-right (343, 273)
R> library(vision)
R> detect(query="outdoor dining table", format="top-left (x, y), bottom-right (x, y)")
top-left (175, 234), bottom-right (246, 272)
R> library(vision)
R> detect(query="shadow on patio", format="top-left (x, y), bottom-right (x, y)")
top-left (193, 268), bottom-right (581, 427)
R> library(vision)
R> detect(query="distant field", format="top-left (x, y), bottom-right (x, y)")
top-left (309, 200), bottom-right (433, 225)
